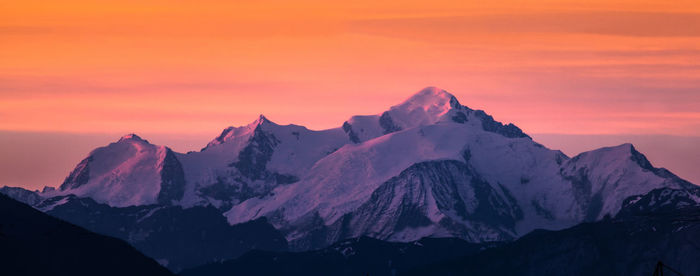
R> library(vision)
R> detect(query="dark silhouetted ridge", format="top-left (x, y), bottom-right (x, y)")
top-left (0, 193), bottom-right (174, 276)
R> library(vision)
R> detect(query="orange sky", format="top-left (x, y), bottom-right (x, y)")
top-left (2, 0), bottom-right (700, 138)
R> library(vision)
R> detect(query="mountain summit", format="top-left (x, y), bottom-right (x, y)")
top-left (57, 134), bottom-right (185, 207)
top-left (36, 87), bottom-right (694, 250)
top-left (119, 133), bottom-right (147, 142)
top-left (387, 86), bottom-right (462, 126)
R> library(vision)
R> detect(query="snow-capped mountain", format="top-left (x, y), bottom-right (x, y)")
top-left (17, 86), bottom-right (695, 250)
top-left (342, 87), bottom-right (527, 143)
top-left (223, 87), bottom-right (693, 248)
top-left (176, 115), bottom-right (350, 210)
top-left (0, 186), bottom-right (43, 205)
top-left (559, 143), bottom-right (696, 221)
top-left (56, 134), bottom-right (186, 207)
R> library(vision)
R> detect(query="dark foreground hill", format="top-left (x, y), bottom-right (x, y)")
top-left (0, 193), bottom-right (174, 276)
top-left (180, 236), bottom-right (492, 276)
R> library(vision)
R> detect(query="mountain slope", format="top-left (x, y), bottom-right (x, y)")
top-left (560, 143), bottom-right (695, 221)
top-left (0, 193), bottom-right (174, 276)
top-left (407, 190), bottom-right (700, 276)
top-left (57, 134), bottom-right (186, 207)
top-left (180, 237), bottom-right (491, 276)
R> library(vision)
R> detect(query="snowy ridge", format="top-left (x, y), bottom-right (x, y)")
top-left (618, 187), bottom-right (700, 216)
top-left (560, 143), bottom-right (694, 221)
top-left (202, 115), bottom-right (268, 150)
top-left (342, 87), bottom-right (463, 143)
top-left (0, 186), bottom-right (43, 206)
top-left (176, 114), bottom-right (350, 209)
top-left (384, 86), bottom-right (462, 128)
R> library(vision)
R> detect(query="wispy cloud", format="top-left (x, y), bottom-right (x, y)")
top-left (350, 11), bottom-right (700, 39)
top-left (0, 25), bottom-right (54, 35)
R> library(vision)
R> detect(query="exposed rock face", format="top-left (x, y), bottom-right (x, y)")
top-left (59, 156), bottom-right (92, 190)
top-left (342, 121), bottom-right (361, 144)
top-left (229, 125), bottom-right (281, 180)
top-left (286, 160), bottom-right (523, 250)
top-left (379, 111), bottom-right (402, 134)
top-left (473, 110), bottom-right (530, 139)
top-left (157, 148), bottom-right (186, 205)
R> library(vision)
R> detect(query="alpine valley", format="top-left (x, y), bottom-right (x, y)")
top-left (2, 87), bottom-right (698, 274)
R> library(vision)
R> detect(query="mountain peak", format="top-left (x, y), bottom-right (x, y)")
top-left (601, 143), bottom-right (636, 155)
top-left (415, 86), bottom-right (451, 97)
top-left (203, 115), bottom-right (278, 150)
top-left (254, 114), bottom-right (274, 126)
top-left (247, 114), bottom-right (278, 130)
top-left (568, 143), bottom-right (665, 174)
top-left (571, 143), bottom-right (636, 161)
top-left (119, 133), bottom-right (147, 143)
top-left (342, 87), bottom-right (470, 143)
top-left (398, 86), bottom-right (461, 111)
top-left (381, 87), bottom-right (464, 128)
